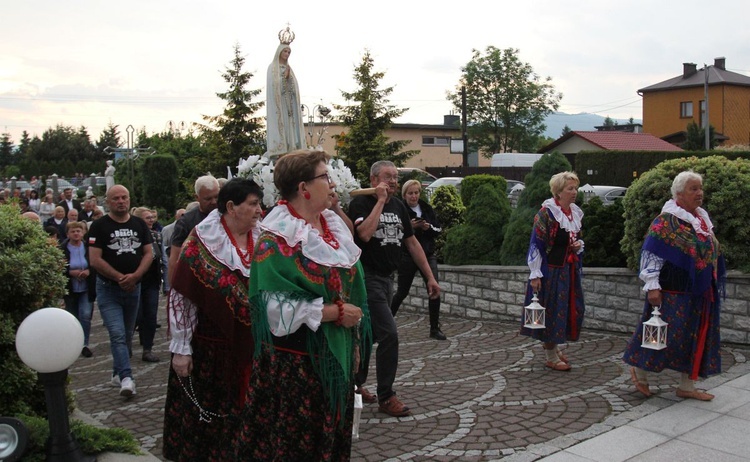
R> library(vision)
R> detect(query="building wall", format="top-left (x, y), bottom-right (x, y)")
top-left (549, 137), bottom-right (599, 155)
top-left (399, 265), bottom-right (750, 345)
top-left (309, 122), bottom-right (493, 168)
top-left (642, 85), bottom-right (750, 146)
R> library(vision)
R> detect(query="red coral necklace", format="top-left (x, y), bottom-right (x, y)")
top-left (555, 199), bottom-right (574, 221)
top-left (279, 200), bottom-right (340, 249)
top-left (220, 215), bottom-right (253, 267)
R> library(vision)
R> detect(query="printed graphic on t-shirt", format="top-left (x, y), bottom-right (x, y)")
top-left (375, 212), bottom-right (403, 246)
top-left (107, 229), bottom-right (142, 255)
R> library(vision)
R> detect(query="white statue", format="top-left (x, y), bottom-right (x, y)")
top-left (265, 26), bottom-right (306, 159)
top-left (105, 160), bottom-right (115, 192)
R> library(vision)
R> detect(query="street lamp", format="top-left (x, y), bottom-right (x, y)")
top-left (301, 104), bottom-right (331, 149)
top-left (15, 308), bottom-right (95, 462)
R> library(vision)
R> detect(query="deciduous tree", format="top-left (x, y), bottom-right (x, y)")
top-left (448, 47), bottom-right (562, 156)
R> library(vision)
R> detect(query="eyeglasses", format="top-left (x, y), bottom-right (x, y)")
top-left (378, 174), bottom-right (399, 182)
top-left (307, 172), bottom-right (332, 184)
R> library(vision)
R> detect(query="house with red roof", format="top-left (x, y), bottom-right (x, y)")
top-left (539, 131), bottom-right (683, 156)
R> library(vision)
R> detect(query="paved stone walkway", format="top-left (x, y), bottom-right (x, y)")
top-left (68, 301), bottom-right (748, 461)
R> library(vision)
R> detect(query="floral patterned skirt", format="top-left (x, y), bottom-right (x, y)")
top-left (162, 336), bottom-right (242, 461)
top-left (623, 291), bottom-right (721, 378)
top-left (234, 346), bottom-right (355, 461)
top-left (520, 262), bottom-right (585, 343)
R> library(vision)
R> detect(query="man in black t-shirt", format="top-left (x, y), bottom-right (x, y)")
top-left (88, 184), bottom-right (153, 398)
top-left (348, 160), bottom-right (440, 417)
top-left (167, 175), bottom-right (219, 285)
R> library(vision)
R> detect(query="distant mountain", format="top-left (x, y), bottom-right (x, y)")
top-left (543, 112), bottom-right (641, 139)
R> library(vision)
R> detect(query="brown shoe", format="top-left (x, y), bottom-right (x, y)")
top-left (142, 351), bottom-right (160, 363)
top-left (378, 395), bottom-right (411, 417)
top-left (356, 386), bottom-right (377, 404)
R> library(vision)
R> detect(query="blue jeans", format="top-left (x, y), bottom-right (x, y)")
top-left (137, 280), bottom-right (160, 351)
top-left (64, 291), bottom-right (92, 346)
top-left (97, 277), bottom-right (140, 380)
top-left (355, 272), bottom-right (399, 402)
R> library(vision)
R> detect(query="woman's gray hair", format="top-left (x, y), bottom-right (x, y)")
top-left (671, 171), bottom-right (703, 199)
top-left (194, 175), bottom-right (219, 195)
top-left (401, 179), bottom-right (421, 197)
top-left (549, 171), bottom-right (580, 198)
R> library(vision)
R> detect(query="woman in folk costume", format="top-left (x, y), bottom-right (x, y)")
top-left (265, 26), bottom-right (307, 158)
top-left (163, 178), bottom-right (263, 461)
top-left (520, 171), bottom-right (585, 371)
top-left (624, 171), bottom-right (724, 401)
top-left (234, 150), bottom-right (371, 461)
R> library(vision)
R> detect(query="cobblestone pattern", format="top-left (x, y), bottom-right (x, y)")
top-left (68, 296), bottom-right (750, 461)
top-left (401, 265), bottom-right (750, 345)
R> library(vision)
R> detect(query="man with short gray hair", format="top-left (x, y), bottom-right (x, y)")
top-left (167, 176), bottom-right (220, 284)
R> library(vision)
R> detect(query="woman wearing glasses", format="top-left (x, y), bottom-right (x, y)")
top-left (234, 150), bottom-right (370, 461)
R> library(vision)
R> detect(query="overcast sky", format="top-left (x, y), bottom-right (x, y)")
top-left (2, 0), bottom-right (748, 145)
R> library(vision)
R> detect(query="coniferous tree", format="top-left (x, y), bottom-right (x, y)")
top-left (199, 43), bottom-right (265, 175)
top-left (333, 50), bottom-right (418, 181)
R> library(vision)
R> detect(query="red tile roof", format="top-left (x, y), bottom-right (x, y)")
top-left (541, 131), bottom-right (683, 153)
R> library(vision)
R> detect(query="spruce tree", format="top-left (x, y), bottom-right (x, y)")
top-left (334, 50), bottom-right (418, 181)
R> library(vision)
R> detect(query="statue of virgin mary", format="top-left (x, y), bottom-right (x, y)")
top-left (265, 26), bottom-right (306, 159)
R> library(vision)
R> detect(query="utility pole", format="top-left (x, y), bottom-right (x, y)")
top-left (461, 86), bottom-right (468, 167)
top-left (703, 64), bottom-right (710, 151)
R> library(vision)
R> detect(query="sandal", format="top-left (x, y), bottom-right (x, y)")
top-left (676, 389), bottom-right (714, 401)
top-left (629, 367), bottom-right (652, 397)
top-left (545, 360), bottom-right (571, 371)
top-left (555, 347), bottom-right (570, 365)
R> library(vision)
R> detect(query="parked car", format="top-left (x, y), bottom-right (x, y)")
top-left (580, 184), bottom-right (627, 206)
top-left (397, 168), bottom-right (437, 188)
top-left (425, 176), bottom-right (463, 198)
top-left (506, 180), bottom-right (524, 195)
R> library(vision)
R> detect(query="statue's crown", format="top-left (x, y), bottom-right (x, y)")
top-left (278, 26), bottom-right (295, 45)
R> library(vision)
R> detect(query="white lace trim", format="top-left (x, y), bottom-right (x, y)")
top-left (541, 198), bottom-right (583, 233)
top-left (661, 199), bottom-right (714, 237)
top-left (260, 204), bottom-right (361, 268)
top-left (193, 209), bottom-right (260, 276)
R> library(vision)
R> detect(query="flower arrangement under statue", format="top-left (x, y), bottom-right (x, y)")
top-left (235, 154), bottom-right (361, 209)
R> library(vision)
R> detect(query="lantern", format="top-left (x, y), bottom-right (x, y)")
top-left (523, 293), bottom-right (546, 329)
top-left (641, 305), bottom-right (668, 350)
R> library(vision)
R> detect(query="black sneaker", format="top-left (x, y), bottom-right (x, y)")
top-left (81, 346), bottom-right (93, 357)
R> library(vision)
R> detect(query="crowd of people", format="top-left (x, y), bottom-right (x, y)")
top-left (4, 156), bottom-right (728, 460)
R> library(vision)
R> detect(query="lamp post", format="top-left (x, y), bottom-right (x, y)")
top-left (301, 104), bottom-right (331, 149)
top-left (15, 308), bottom-right (96, 462)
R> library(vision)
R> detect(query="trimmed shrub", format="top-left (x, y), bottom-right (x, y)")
top-left (0, 203), bottom-right (67, 417)
top-left (142, 154), bottom-right (179, 214)
top-left (580, 197), bottom-right (627, 267)
top-left (429, 184), bottom-right (465, 263)
top-left (443, 183), bottom-right (510, 265)
top-left (460, 174), bottom-right (506, 208)
top-left (621, 155), bottom-right (750, 271)
top-left (499, 152), bottom-right (572, 265)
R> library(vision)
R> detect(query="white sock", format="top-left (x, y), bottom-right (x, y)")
top-left (545, 347), bottom-right (558, 363)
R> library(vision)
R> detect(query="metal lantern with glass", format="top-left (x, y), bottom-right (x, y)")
top-left (523, 293), bottom-right (546, 329)
top-left (641, 305), bottom-right (668, 350)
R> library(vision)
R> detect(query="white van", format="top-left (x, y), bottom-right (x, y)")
top-left (490, 153), bottom-right (543, 168)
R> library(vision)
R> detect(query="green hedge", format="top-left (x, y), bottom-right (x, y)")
top-left (576, 150), bottom-right (750, 187)
top-left (621, 155), bottom-right (750, 271)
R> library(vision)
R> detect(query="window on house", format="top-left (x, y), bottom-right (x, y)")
top-left (422, 136), bottom-right (450, 146)
top-left (680, 101), bottom-right (693, 118)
